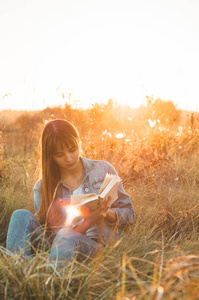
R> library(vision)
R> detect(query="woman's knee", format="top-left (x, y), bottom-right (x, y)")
top-left (11, 209), bottom-right (33, 217)
top-left (10, 209), bottom-right (36, 225)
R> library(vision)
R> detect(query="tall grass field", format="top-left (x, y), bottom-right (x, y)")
top-left (0, 99), bottom-right (199, 299)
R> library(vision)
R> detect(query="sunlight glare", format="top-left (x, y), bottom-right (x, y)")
top-left (1, 0), bottom-right (199, 111)
top-left (148, 119), bottom-right (156, 128)
top-left (116, 133), bottom-right (126, 139)
top-left (64, 205), bottom-right (81, 227)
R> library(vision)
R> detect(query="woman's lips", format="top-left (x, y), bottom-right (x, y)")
top-left (65, 162), bottom-right (76, 167)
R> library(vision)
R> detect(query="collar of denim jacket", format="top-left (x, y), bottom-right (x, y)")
top-left (80, 156), bottom-right (95, 174)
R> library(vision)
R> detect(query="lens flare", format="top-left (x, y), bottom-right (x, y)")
top-left (64, 205), bottom-right (81, 227)
top-left (47, 198), bottom-right (90, 232)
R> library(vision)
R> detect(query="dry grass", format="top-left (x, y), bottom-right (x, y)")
top-left (0, 103), bottom-right (199, 299)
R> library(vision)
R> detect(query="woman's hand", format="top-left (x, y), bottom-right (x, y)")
top-left (73, 196), bottom-right (113, 234)
top-left (97, 196), bottom-right (112, 218)
top-left (85, 196), bottom-right (112, 226)
top-left (100, 196), bottom-right (117, 223)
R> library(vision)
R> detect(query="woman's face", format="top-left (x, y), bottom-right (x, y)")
top-left (53, 142), bottom-right (80, 171)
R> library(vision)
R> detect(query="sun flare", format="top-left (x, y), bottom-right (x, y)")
top-left (64, 205), bottom-right (82, 227)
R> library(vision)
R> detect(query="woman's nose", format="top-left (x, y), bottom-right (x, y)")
top-left (64, 151), bottom-right (72, 161)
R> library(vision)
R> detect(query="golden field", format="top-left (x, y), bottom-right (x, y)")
top-left (0, 98), bottom-right (199, 299)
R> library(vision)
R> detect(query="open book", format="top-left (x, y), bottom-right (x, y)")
top-left (70, 173), bottom-right (121, 211)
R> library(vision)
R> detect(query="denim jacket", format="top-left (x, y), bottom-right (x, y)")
top-left (34, 157), bottom-right (135, 245)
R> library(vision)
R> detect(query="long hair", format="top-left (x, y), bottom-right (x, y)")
top-left (37, 119), bottom-right (80, 225)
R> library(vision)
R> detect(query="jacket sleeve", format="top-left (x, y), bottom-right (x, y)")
top-left (33, 179), bottom-right (42, 214)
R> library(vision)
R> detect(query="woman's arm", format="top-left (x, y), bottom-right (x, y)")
top-left (102, 162), bottom-right (135, 227)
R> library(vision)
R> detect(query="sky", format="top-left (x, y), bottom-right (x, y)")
top-left (0, 0), bottom-right (199, 112)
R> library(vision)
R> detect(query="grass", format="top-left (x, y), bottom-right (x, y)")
top-left (0, 104), bottom-right (199, 299)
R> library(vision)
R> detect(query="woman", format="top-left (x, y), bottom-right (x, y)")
top-left (6, 119), bottom-right (134, 264)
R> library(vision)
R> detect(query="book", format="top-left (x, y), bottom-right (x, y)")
top-left (70, 173), bottom-right (121, 211)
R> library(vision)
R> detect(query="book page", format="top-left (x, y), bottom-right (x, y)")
top-left (71, 193), bottom-right (98, 205)
top-left (99, 174), bottom-right (121, 205)
top-left (70, 193), bottom-right (101, 211)
top-left (69, 173), bottom-right (121, 210)
top-left (99, 173), bottom-right (115, 194)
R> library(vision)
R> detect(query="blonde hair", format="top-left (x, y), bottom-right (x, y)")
top-left (37, 119), bottom-right (80, 225)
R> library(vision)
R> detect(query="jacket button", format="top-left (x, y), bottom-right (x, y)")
top-left (85, 188), bottom-right (89, 192)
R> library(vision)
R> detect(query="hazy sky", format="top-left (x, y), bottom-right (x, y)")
top-left (0, 0), bottom-right (199, 111)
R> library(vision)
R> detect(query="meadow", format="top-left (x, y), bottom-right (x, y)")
top-left (0, 98), bottom-right (199, 299)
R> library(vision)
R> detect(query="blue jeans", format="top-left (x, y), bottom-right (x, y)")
top-left (6, 209), bottom-right (103, 264)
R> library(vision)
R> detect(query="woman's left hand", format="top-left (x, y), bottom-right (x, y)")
top-left (100, 196), bottom-right (117, 222)
top-left (99, 196), bottom-right (112, 217)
